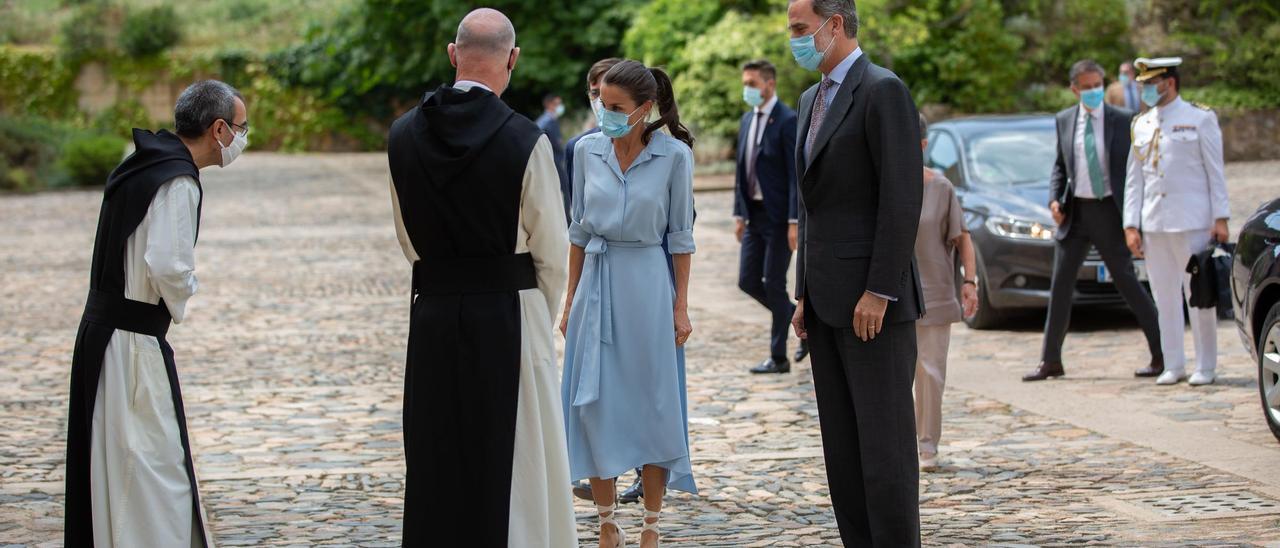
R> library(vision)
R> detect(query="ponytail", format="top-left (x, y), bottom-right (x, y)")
top-left (643, 67), bottom-right (695, 148)
top-left (601, 60), bottom-right (697, 148)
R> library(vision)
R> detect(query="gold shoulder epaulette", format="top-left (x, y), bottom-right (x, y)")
top-left (1191, 101), bottom-right (1214, 112)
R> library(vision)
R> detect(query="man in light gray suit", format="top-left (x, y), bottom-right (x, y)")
top-left (787, 0), bottom-right (923, 544)
top-left (1024, 59), bottom-right (1164, 382)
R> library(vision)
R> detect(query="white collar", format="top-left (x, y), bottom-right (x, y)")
top-left (755, 95), bottom-right (778, 116)
top-left (453, 80), bottom-right (493, 93)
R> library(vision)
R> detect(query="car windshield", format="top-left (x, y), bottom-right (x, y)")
top-left (963, 127), bottom-right (1056, 187)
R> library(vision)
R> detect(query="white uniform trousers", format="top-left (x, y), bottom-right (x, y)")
top-left (913, 323), bottom-right (952, 457)
top-left (1143, 230), bottom-right (1217, 376)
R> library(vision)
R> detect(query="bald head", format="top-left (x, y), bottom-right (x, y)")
top-left (447, 8), bottom-right (519, 95)
top-left (455, 8), bottom-right (515, 59)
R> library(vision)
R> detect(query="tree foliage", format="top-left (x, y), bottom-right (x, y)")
top-left (120, 5), bottom-right (183, 58)
top-left (674, 10), bottom-right (811, 142)
top-left (863, 0), bottom-right (1026, 112)
top-left (270, 0), bottom-right (645, 119)
top-left (1141, 0), bottom-right (1280, 100)
top-left (622, 0), bottom-right (778, 73)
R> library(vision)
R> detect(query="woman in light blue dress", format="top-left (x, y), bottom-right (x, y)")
top-left (559, 59), bottom-right (696, 548)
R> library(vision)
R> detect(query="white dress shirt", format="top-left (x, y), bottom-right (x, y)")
top-left (1072, 103), bottom-right (1109, 199)
top-left (745, 95), bottom-right (778, 201)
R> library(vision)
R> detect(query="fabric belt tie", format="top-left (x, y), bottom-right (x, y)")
top-left (81, 289), bottom-right (172, 338)
top-left (412, 253), bottom-right (538, 296)
top-left (571, 236), bottom-right (656, 407)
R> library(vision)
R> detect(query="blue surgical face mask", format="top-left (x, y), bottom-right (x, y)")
top-left (554, 103), bottom-right (565, 118)
top-left (1080, 86), bottom-right (1105, 110)
top-left (743, 86), bottom-right (764, 107)
top-left (1141, 82), bottom-right (1162, 107)
top-left (1119, 74), bottom-right (1131, 85)
top-left (590, 97), bottom-right (604, 125)
top-left (790, 16), bottom-right (834, 71)
top-left (599, 104), bottom-right (644, 138)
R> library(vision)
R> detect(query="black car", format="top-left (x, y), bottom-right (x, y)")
top-left (1229, 197), bottom-right (1280, 442)
top-left (924, 115), bottom-right (1148, 329)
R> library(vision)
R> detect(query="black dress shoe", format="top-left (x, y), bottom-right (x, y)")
top-left (750, 357), bottom-right (790, 374)
top-left (793, 340), bottom-right (809, 362)
top-left (1022, 361), bottom-right (1065, 382)
top-left (572, 480), bottom-right (593, 501)
top-left (618, 478), bottom-right (644, 504)
top-left (1134, 357), bottom-right (1165, 377)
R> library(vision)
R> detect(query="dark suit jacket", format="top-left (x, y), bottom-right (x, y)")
top-left (536, 112), bottom-right (570, 221)
top-left (734, 102), bottom-right (798, 226)
top-left (564, 127), bottom-right (599, 223)
top-left (1049, 104), bottom-right (1134, 240)
top-left (795, 54), bottom-right (924, 327)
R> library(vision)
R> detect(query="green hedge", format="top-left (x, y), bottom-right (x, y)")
top-left (1183, 85), bottom-right (1280, 112)
top-left (0, 47), bottom-right (79, 120)
top-left (0, 117), bottom-right (68, 192)
top-left (61, 134), bottom-right (127, 187)
top-left (120, 6), bottom-right (183, 58)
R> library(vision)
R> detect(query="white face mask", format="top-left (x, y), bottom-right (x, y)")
top-left (218, 122), bottom-right (248, 167)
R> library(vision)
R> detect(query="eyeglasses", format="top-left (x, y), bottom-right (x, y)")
top-left (228, 120), bottom-right (250, 137)
top-left (213, 119), bottom-right (250, 137)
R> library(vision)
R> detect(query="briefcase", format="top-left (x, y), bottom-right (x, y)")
top-left (1185, 242), bottom-right (1234, 314)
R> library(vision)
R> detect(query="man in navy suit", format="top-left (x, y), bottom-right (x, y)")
top-left (735, 59), bottom-right (802, 374)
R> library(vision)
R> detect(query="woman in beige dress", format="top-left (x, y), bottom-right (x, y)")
top-left (915, 113), bottom-right (979, 470)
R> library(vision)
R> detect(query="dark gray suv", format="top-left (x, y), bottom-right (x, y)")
top-left (925, 115), bottom-right (1147, 329)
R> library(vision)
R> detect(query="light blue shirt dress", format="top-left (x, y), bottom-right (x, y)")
top-left (562, 130), bottom-right (697, 494)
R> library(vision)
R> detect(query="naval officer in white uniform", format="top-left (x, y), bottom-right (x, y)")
top-left (1122, 57), bottom-right (1230, 386)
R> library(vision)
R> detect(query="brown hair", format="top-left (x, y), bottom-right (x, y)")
top-left (741, 59), bottom-right (777, 82)
top-left (587, 58), bottom-right (622, 87)
top-left (601, 59), bottom-right (695, 147)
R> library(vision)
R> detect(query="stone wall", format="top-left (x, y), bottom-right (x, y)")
top-left (1218, 109), bottom-right (1280, 162)
top-left (74, 61), bottom-right (193, 123)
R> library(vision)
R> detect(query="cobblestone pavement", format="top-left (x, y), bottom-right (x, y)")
top-left (2, 155), bottom-right (1279, 546)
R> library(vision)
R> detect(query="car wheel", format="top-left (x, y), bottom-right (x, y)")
top-left (1258, 303), bottom-right (1280, 443)
top-left (963, 253), bottom-right (1005, 330)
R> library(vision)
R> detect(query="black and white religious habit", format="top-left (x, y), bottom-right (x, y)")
top-left (388, 81), bottom-right (575, 547)
top-left (65, 129), bottom-right (211, 547)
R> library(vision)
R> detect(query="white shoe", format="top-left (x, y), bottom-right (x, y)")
top-left (598, 503), bottom-right (626, 548)
top-left (1156, 370), bottom-right (1187, 385)
top-left (919, 454), bottom-right (939, 471)
top-left (641, 509), bottom-right (660, 547)
top-left (1189, 371), bottom-right (1216, 386)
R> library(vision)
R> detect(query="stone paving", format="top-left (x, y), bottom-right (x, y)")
top-left (2, 154), bottom-right (1279, 546)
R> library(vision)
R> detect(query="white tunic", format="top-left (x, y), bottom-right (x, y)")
top-left (1123, 97), bottom-right (1230, 232)
top-left (391, 135), bottom-right (577, 547)
top-left (89, 176), bottom-right (208, 547)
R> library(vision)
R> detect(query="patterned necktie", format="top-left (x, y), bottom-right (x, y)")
top-left (806, 78), bottom-right (836, 163)
top-left (1084, 112), bottom-right (1105, 197)
top-left (746, 111), bottom-right (765, 199)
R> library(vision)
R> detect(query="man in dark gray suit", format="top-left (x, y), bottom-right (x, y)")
top-left (787, 0), bottom-right (923, 544)
top-left (1023, 59), bottom-right (1164, 382)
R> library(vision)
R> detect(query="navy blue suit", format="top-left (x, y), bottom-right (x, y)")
top-left (735, 100), bottom-right (799, 362)
top-left (537, 112), bottom-right (570, 222)
top-left (564, 127), bottom-right (598, 218)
